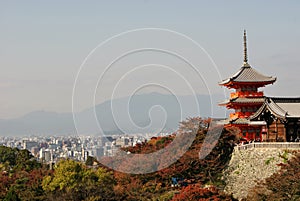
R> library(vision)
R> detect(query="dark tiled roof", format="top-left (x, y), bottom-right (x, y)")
top-left (251, 97), bottom-right (300, 119)
top-left (219, 66), bottom-right (276, 85)
top-left (219, 97), bottom-right (265, 106)
top-left (231, 118), bottom-right (250, 125)
top-left (221, 118), bottom-right (250, 125)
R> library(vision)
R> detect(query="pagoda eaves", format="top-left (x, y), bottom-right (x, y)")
top-left (219, 65), bottom-right (276, 88)
top-left (219, 97), bottom-right (265, 107)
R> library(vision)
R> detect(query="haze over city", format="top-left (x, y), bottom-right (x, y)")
top-left (1, 1), bottom-right (299, 121)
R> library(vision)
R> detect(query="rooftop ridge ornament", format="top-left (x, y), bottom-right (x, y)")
top-left (243, 30), bottom-right (250, 67)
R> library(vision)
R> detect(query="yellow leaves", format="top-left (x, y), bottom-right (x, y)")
top-left (41, 158), bottom-right (115, 200)
top-left (42, 175), bottom-right (53, 191)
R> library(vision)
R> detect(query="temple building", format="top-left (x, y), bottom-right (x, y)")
top-left (250, 97), bottom-right (300, 142)
top-left (219, 31), bottom-right (300, 142)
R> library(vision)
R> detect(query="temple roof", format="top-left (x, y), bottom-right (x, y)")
top-left (232, 118), bottom-right (250, 124)
top-left (219, 66), bottom-right (277, 85)
top-left (219, 97), bottom-right (265, 106)
top-left (222, 118), bottom-right (250, 125)
top-left (250, 97), bottom-right (300, 120)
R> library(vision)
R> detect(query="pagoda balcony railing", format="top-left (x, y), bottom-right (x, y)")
top-left (230, 91), bottom-right (264, 99)
top-left (230, 112), bottom-right (253, 119)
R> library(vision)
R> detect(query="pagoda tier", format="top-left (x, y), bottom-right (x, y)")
top-left (219, 30), bottom-right (276, 141)
top-left (219, 65), bottom-right (276, 88)
top-left (219, 97), bottom-right (265, 109)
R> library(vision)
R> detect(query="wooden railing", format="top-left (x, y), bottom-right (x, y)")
top-left (230, 112), bottom-right (253, 119)
top-left (236, 142), bottom-right (300, 151)
top-left (230, 91), bottom-right (264, 99)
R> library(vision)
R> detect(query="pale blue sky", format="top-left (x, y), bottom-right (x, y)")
top-left (0, 1), bottom-right (299, 118)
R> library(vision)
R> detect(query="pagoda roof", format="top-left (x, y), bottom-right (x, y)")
top-left (250, 97), bottom-right (300, 120)
top-left (219, 97), bottom-right (265, 106)
top-left (219, 65), bottom-right (276, 85)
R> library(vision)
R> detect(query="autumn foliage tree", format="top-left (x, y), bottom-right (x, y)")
top-left (0, 146), bottom-right (49, 201)
top-left (172, 184), bottom-right (236, 201)
top-left (0, 117), bottom-right (240, 201)
top-left (155, 119), bottom-right (239, 186)
top-left (105, 117), bottom-right (239, 200)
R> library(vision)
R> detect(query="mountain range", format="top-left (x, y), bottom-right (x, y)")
top-left (0, 93), bottom-right (226, 136)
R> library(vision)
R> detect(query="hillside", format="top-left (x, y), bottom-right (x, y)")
top-left (4, 117), bottom-right (300, 200)
top-left (0, 117), bottom-right (239, 200)
top-left (98, 117), bottom-right (239, 200)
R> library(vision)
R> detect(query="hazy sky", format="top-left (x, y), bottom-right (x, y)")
top-left (1, 1), bottom-right (299, 119)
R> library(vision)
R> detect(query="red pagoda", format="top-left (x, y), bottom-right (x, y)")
top-left (219, 30), bottom-right (276, 141)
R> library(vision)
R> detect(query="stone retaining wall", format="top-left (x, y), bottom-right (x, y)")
top-left (223, 146), bottom-right (298, 200)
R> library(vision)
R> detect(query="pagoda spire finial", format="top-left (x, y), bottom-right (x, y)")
top-left (243, 30), bottom-right (250, 67)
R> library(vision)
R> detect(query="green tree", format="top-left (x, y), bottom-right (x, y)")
top-left (85, 156), bottom-right (96, 166)
top-left (3, 188), bottom-right (21, 201)
top-left (42, 159), bottom-right (116, 201)
top-left (0, 146), bottom-right (41, 172)
top-left (15, 149), bottom-right (41, 171)
top-left (0, 146), bottom-right (18, 167)
top-left (0, 146), bottom-right (51, 200)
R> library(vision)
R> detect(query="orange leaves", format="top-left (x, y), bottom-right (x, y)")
top-left (172, 184), bottom-right (235, 201)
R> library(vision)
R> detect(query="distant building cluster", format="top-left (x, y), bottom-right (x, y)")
top-left (0, 133), bottom-right (170, 164)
